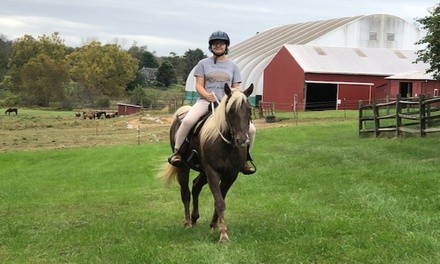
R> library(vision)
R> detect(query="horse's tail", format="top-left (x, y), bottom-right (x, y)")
top-left (157, 105), bottom-right (191, 186)
top-left (158, 163), bottom-right (179, 186)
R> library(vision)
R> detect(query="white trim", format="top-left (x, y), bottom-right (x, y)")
top-left (305, 80), bottom-right (374, 86)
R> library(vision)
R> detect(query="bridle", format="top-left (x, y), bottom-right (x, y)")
top-left (210, 92), bottom-right (250, 146)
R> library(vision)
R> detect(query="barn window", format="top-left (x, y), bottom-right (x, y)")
top-left (387, 33), bottom-right (395, 41)
top-left (369, 32), bottom-right (377, 40)
top-left (393, 50), bottom-right (407, 59)
top-left (314, 47), bottom-right (327, 55)
top-left (354, 49), bottom-right (367, 57)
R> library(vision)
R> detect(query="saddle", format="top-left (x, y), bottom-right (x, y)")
top-left (176, 110), bottom-right (213, 171)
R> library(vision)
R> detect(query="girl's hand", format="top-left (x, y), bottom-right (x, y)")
top-left (204, 93), bottom-right (216, 102)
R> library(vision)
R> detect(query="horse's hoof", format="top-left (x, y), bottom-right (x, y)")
top-left (210, 224), bottom-right (218, 232)
top-left (184, 222), bottom-right (192, 228)
top-left (191, 215), bottom-right (199, 225)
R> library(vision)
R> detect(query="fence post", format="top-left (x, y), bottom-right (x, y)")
top-left (358, 100), bottom-right (364, 136)
top-left (258, 101), bottom-right (263, 118)
top-left (386, 95), bottom-right (390, 115)
top-left (396, 94), bottom-right (401, 137)
top-left (419, 94), bottom-right (426, 137)
top-left (293, 94), bottom-right (298, 125)
top-left (426, 94), bottom-right (432, 128)
top-left (373, 99), bottom-right (380, 137)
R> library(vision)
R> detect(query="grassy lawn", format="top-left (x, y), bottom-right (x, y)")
top-left (1, 110), bottom-right (439, 263)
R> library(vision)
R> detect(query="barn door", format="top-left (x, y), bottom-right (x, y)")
top-left (399, 82), bottom-right (413, 98)
top-left (305, 83), bottom-right (337, 110)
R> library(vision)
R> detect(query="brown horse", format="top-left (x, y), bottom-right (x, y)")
top-left (161, 83), bottom-right (254, 242)
top-left (105, 112), bottom-right (118, 118)
top-left (83, 111), bottom-right (96, 119)
top-left (5, 108), bottom-right (18, 115)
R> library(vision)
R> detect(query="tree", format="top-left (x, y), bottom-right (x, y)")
top-left (7, 32), bottom-right (69, 104)
top-left (125, 71), bottom-right (146, 92)
top-left (21, 54), bottom-right (69, 106)
top-left (67, 42), bottom-right (138, 105)
top-left (127, 43), bottom-right (148, 63)
top-left (139, 51), bottom-right (159, 68)
top-left (415, 3), bottom-right (440, 80)
top-left (0, 34), bottom-right (12, 82)
top-left (183, 48), bottom-right (206, 82)
top-left (161, 52), bottom-right (185, 84)
top-left (129, 86), bottom-right (147, 106)
top-left (156, 60), bottom-right (176, 87)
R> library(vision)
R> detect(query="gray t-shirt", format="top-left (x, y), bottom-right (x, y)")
top-left (194, 57), bottom-right (242, 101)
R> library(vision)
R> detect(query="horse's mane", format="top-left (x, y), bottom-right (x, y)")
top-left (200, 89), bottom-right (246, 146)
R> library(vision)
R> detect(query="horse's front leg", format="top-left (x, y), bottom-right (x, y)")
top-left (211, 172), bottom-right (238, 242)
top-left (206, 169), bottom-right (233, 242)
top-left (191, 172), bottom-right (207, 225)
top-left (177, 167), bottom-right (192, 227)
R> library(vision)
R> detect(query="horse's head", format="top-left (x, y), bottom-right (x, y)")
top-left (223, 83), bottom-right (254, 147)
top-left (200, 83), bottom-right (254, 148)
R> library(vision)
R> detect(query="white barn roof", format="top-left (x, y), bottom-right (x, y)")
top-left (185, 14), bottom-right (423, 98)
top-left (385, 69), bottom-right (434, 80)
top-left (283, 45), bottom-right (429, 76)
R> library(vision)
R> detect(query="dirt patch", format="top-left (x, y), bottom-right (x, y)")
top-left (0, 110), bottom-right (293, 152)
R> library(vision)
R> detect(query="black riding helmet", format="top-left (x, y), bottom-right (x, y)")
top-left (208, 30), bottom-right (230, 56)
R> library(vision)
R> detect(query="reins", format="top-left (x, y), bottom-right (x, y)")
top-left (211, 93), bottom-right (233, 145)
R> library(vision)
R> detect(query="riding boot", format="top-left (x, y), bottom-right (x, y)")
top-left (241, 145), bottom-right (256, 175)
top-left (241, 161), bottom-right (256, 175)
top-left (168, 149), bottom-right (182, 167)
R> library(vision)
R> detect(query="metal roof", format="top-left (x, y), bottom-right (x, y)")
top-left (385, 69), bottom-right (434, 80)
top-left (283, 45), bottom-right (429, 76)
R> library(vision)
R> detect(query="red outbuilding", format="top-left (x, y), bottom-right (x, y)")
top-left (117, 103), bottom-right (142, 116)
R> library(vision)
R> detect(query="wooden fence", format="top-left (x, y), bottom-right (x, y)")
top-left (359, 94), bottom-right (440, 137)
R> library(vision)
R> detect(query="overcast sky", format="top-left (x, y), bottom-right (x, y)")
top-left (0, 0), bottom-right (438, 56)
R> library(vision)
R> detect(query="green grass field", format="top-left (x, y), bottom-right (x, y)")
top-left (1, 110), bottom-right (439, 263)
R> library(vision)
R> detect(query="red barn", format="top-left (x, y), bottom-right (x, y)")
top-left (386, 70), bottom-right (440, 97)
top-left (263, 45), bottom-right (434, 111)
top-left (117, 103), bottom-right (142, 115)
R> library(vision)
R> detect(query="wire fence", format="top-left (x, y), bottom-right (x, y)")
top-left (0, 113), bottom-right (172, 152)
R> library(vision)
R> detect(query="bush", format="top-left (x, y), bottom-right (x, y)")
top-left (0, 91), bottom-right (20, 107)
top-left (96, 96), bottom-right (110, 108)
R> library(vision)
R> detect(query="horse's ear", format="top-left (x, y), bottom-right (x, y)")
top-left (243, 84), bottom-right (254, 97)
top-left (224, 83), bottom-right (232, 97)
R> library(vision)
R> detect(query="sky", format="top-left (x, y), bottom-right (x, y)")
top-left (0, 0), bottom-right (438, 57)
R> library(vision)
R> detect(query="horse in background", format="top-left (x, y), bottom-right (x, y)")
top-left (83, 111), bottom-right (96, 119)
top-left (96, 111), bottom-right (106, 119)
top-left (160, 83), bottom-right (254, 242)
top-left (5, 108), bottom-right (18, 115)
top-left (105, 112), bottom-right (118, 118)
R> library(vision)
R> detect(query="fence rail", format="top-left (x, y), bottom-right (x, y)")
top-left (359, 94), bottom-right (440, 137)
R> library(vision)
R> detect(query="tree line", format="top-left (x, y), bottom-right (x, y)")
top-left (1, 4), bottom-right (439, 109)
top-left (0, 32), bottom-right (206, 109)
